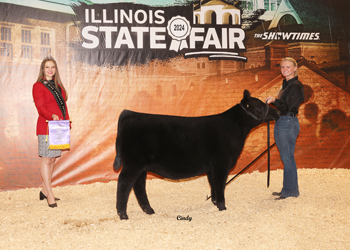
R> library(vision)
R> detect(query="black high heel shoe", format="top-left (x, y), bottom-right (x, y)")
top-left (48, 202), bottom-right (57, 208)
top-left (40, 191), bottom-right (60, 201)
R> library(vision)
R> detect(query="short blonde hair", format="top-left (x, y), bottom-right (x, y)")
top-left (280, 57), bottom-right (298, 76)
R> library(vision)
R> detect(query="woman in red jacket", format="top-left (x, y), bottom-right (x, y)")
top-left (33, 57), bottom-right (70, 208)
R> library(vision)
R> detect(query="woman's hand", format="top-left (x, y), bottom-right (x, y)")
top-left (265, 96), bottom-right (276, 104)
top-left (52, 114), bottom-right (59, 121)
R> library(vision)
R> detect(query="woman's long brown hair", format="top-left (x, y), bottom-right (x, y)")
top-left (36, 57), bottom-right (68, 101)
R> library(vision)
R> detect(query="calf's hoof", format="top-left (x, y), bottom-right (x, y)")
top-left (142, 205), bottom-right (155, 215)
top-left (217, 204), bottom-right (227, 211)
top-left (118, 212), bottom-right (129, 220)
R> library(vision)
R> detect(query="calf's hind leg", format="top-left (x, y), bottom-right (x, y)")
top-left (117, 168), bottom-right (143, 220)
top-left (133, 170), bottom-right (155, 215)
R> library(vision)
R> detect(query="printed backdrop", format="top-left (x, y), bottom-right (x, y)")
top-left (0, 0), bottom-right (349, 191)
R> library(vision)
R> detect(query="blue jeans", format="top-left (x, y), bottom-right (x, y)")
top-left (274, 115), bottom-right (300, 197)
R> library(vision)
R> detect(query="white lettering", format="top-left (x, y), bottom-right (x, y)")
top-left (120, 9), bottom-right (132, 24)
top-left (299, 33), bottom-right (310, 40)
top-left (82, 26), bottom-right (99, 48)
top-left (134, 10), bottom-right (147, 24)
top-left (190, 27), bottom-right (204, 49)
top-left (222, 28), bottom-right (227, 49)
top-left (91, 9), bottom-right (101, 23)
top-left (100, 27), bottom-right (118, 48)
top-left (149, 10), bottom-right (153, 24)
top-left (203, 28), bottom-right (221, 49)
top-left (115, 27), bottom-right (134, 48)
top-left (150, 27), bottom-right (166, 49)
top-left (276, 32), bottom-right (282, 40)
top-left (154, 10), bottom-right (165, 24)
top-left (85, 9), bottom-right (89, 23)
top-left (103, 9), bottom-right (113, 23)
top-left (85, 8), bottom-right (165, 25)
top-left (229, 28), bottom-right (245, 49)
top-left (114, 9), bottom-right (118, 23)
top-left (267, 32), bottom-right (275, 40)
top-left (259, 32), bottom-right (321, 41)
top-left (131, 27), bottom-right (149, 49)
top-left (282, 32), bottom-right (292, 40)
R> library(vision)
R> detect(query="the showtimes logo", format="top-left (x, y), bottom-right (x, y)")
top-left (254, 32), bottom-right (320, 41)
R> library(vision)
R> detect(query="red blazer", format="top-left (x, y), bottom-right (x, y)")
top-left (33, 81), bottom-right (70, 135)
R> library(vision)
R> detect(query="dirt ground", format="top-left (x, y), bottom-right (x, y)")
top-left (0, 168), bottom-right (349, 250)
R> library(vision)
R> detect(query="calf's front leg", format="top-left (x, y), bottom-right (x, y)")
top-left (207, 172), bottom-right (217, 205)
top-left (212, 170), bottom-right (228, 211)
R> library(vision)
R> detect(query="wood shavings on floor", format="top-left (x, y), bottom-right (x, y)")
top-left (0, 169), bottom-right (349, 250)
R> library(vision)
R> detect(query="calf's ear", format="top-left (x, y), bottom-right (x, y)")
top-left (243, 90), bottom-right (251, 98)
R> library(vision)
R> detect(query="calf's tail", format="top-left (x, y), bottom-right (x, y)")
top-left (113, 132), bottom-right (122, 171)
top-left (113, 109), bottom-right (130, 171)
top-left (113, 154), bottom-right (122, 171)
top-left (113, 111), bottom-right (125, 171)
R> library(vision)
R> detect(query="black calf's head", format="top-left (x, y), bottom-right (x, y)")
top-left (240, 90), bottom-right (280, 122)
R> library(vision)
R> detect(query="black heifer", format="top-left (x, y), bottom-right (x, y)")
top-left (113, 90), bottom-right (279, 220)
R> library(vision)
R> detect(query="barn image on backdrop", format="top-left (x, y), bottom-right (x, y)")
top-left (0, 0), bottom-right (349, 189)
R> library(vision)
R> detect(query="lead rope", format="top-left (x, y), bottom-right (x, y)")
top-left (206, 121), bottom-right (275, 201)
top-left (267, 121), bottom-right (271, 188)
